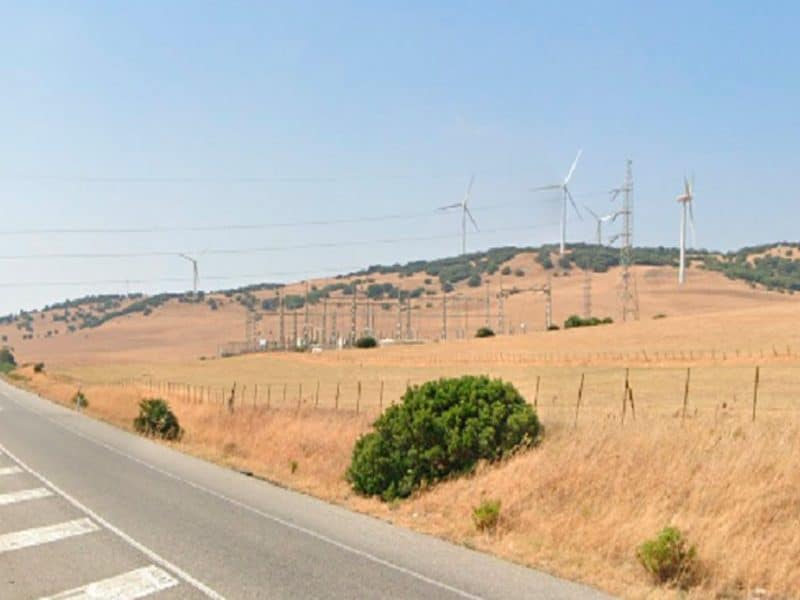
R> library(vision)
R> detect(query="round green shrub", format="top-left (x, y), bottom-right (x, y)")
top-left (347, 376), bottom-right (540, 500)
top-left (0, 348), bottom-right (16, 367)
top-left (133, 398), bottom-right (183, 441)
top-left (475, 327), bottom-right (495, 338)
top-left (354, 336), bottom-right (377, 348)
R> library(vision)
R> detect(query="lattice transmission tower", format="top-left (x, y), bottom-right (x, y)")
top-left (612, 160), bottom-right (639, 321)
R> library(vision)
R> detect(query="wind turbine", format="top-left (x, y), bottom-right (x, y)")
top-left (584, 206), bottom-right (616, 245)
top-left (531, 150), bottom-right (583, 255)
top-left (178, 253), bottom-right (200, 297)
top-left (676, 175), bottom-right (696, 285)
top-left (439, 174), bottom-right (479, 255)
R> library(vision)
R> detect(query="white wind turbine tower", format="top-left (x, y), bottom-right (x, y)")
top-left (584, 206), bottom-right (616, 245)
top-left (531, 150), bottom-right (583, 255)
top-left (676, 175), bottom-right (696, 285)
top-left (178, 253), bottom-right (200, 297)
top-left (439, 175), bottom-right (479, 255)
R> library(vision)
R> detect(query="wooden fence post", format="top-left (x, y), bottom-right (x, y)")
top-left (315, 380), bottom-right (320, 408)
top-left (267, 384), bottom-right (271, 410)
top-left (681, 367), bottom-right (691, 426)
top-left (283, 383), bottom-right (287, 406)
top-left (379, 380), bottom-right (384, 412)
top-left (253, 384), bottom-right (258, 408)
top-left (628, 386), bottom-right (636, 421)
top-left (297, 383), bottom-right (302, 411)
top-left (227, 382), bottom-right (236, 414)
top-left (752, 366), bottom-right (760, 422)
top-left (622, 369), bottom-right (629, 424)
top-left (335, 382), bottom-right (340, 410)
top-left (534, 375), bottom-right (541, 410)
top-left (574, 373), bottom-right (585, 428)
top-left (356, 381), bottom-right (362, 414)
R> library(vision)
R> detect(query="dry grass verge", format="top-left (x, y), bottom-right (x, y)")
top-left (11, 367), bottom-right (800, 599)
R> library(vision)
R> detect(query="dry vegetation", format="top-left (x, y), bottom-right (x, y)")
top-left (10, 344), bottom-right (800, 599)
top-left (5, 253), bottom-right (800, 599)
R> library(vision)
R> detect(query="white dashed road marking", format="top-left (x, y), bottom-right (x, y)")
top-left (39, 565), bottom-right (179, 600)
top-left (0, 441), bottom-right (223, 599)
top-left (0, 487), bottom-right (54, 505)
top-left (0, 466), bottom-right (23, 476)
top-left (0, 518), bottom-right (100, 553)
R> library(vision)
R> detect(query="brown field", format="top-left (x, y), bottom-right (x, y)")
top-left (4, 255), bottom-right (800, 599)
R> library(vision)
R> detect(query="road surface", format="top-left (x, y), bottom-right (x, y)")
top-left (0, 379), bottom-right (612, 599)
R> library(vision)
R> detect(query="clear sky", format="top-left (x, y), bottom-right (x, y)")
top-left (1, 2), bottom-right (798, 314)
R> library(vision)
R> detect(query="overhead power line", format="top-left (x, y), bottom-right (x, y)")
top-left (0, 222), bottom-right (561, 261)
top-left (0, 197), bottom-right (546, 237)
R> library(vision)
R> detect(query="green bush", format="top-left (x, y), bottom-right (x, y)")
top-left (500, 265), bottom-right (512, 275)
top-left (475, 327), bottom-right (495, 338)
top-left (473, 499), bottom-right (501, 532)
top-left (355, 336), bottom-right (378, 348)
top-left (347, 376), bottom-right (540, 500)
top-left (637, 526), bottom-right (699, 589)
top-left (467, 274), bottom-right (482, 287)
top-left (72, 391), bottom-right (89, 409)
top-left (0, 348), bottom-right (16, 368)
top-left (564, 315), bottom-right (614, 329)
top-left (133, 398), bottom-right (183, 441)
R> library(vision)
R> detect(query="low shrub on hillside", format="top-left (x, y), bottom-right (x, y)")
top-left (473, 499), bottom-right (502, 532)
top-left (347, 376), bottom-right (540, 500)
top-left (133, 398), bottom-right (183, 441)
top-left (0, 348), bottom-right (16, 373)
top-left (637, 526), bottom-right (699, 589)
top-left (563, 315), bottom-right (613, 329)
top-left (33, 362), bottom-right (45, 373)
top-left (475, 327), bottom-right (495, 338)
top-left (354, 336), bottom-right (377, 349)
top-left (72, 390), bottom-right (88, 409)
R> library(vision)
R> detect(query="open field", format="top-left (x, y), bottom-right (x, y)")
top-left (4, 253), bottom-right (800, 598)
top-left (9, 363), bottom-right (800, 599)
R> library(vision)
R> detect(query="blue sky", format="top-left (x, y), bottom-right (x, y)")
top-left (0, 2), bottom-right (798, 314)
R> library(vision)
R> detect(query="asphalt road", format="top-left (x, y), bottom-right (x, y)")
top-left (0, 379), bottom-right (612, 599)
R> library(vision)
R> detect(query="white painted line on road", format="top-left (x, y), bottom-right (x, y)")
top-left (3, 390), bottom-right (484, 599)
top-left (0, 440), bottom-right (225, 600)
top-left (0, 487), bottom-right (54, 505)
top-left (0, 466), bottom-right (23, 476)
top-left (40, 565), bottom-right (179, 600)
top-left (0, 518), bottom-right (99, 553)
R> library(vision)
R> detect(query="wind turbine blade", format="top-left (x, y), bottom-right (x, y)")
top-left (464, 174), bottom-right (475, 207)
top-left (438, 203), bottom-right (461, 211)
top-left (466, 208), bottom-right (479, 231)
top-left (583, 205), bottom-right (599, 220)
top-left (566, 187), bottom-right (582, 220)
top-left (530, 184), bottom-right (561, 192)
top-left (564, 149), bottom-right (583, 184)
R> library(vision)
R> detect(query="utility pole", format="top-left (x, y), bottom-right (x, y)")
top-left (331, 308), bottom-right (338, 346)
top-left (545, 278), bottom-right (553, 330)
top-left (303, 282), bottom-right (310, 346)
top-left (463, 295), bottom-right (469, 338)
top-left (278, 290), bottom-right (285, 351)
top-left (406, 298), bottom-right (412, 340)
top-left (321, 299), bottom-right (328, 347)
top-left (350, 284), bottom-right (357, 344)
top-left (441, 292), bottom-right (448, 341)
top-left (292, 310), bottom-right (298, 349)
top-left (396, 297), bottom-right (403, 339)
top-left (485, 281), bottom-right (490, 327)
top-left (498, 287), bottom-right (505, 335)
top-left (583, 268), bottom-right (592, 319)
top-left (614, 159), bottom-right (639, 322)
top-left (245, 309), bottom-right (256, 351)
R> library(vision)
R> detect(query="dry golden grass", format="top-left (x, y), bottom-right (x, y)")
top-left (6, 263), bottom-right (800, 599)
top-left (13, 366), bottom-right (800, 599)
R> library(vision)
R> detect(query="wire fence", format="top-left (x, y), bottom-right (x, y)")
top-left (114, 364), bottom-right (800, 426)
